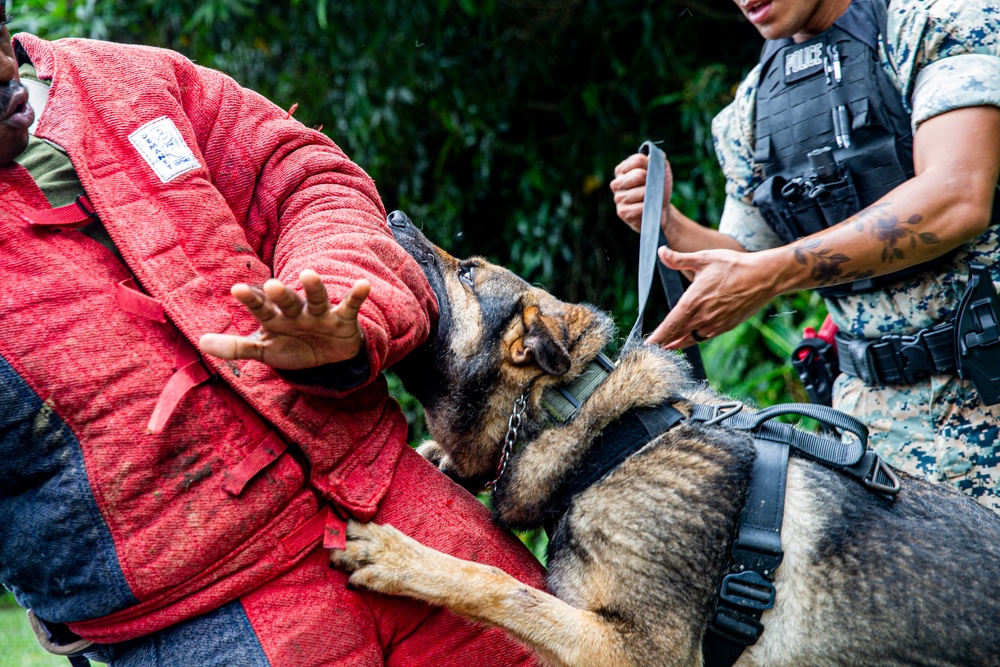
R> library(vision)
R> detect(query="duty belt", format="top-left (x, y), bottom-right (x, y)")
top-left (836, 323), bottom-right (956, 386)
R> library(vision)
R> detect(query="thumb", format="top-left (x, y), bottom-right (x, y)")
top-left (657, 246), bottom-right (697, 272)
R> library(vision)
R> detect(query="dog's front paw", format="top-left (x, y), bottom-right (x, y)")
top-left (330, 520), bottom-right (423, 596)
top-left (416, 440), bottom-right (454, 474)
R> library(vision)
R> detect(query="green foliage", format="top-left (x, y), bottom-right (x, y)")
top-left (0, 606), bottom-right (67, 666)
top-left (9, 0), bottom-right (817, 433)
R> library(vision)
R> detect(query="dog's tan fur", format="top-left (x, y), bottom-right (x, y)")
top-left (332, 214), bottom-right (1000, 667)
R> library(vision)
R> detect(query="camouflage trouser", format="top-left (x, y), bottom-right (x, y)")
top-left (834, 372), bottom-right (1000, 513)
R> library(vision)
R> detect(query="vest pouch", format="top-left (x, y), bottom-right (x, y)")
top-left (847, 136), bottom-right (910, 208)
top-left (753, 175), bottom-right (811, 246)
top-left (810, 172), bottom-right (862, 228)
top-left (753, 170), bottom-right (854, 246)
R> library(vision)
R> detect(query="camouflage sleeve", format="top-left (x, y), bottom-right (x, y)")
top-left (712, 64), bottom-right (778, 250)
top-left (717, 195), bottom-right (780, 251)
top-left (887, 0), bottom-right (1000, 128)
top-left (711, 64), bottom-right (763, 204)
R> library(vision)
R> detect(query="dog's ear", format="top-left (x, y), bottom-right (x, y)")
top-left (510, 304), bottom-right (572, 376)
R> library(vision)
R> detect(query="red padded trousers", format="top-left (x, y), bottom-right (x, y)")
top-left (239, 445), bottom-right (545, 666)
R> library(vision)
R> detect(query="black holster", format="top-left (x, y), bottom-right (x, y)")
top-left (791, 337), bottom-right (838, 407)
top-left (955, 262), bottom-right (1000, 406)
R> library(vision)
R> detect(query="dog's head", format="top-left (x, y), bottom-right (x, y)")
top-left (388, 210), bottom-right (615, 482)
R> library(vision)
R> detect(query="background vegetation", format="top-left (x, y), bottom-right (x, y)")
top-left (1, 3), bottom-right (826, 656)
top-left (11, 0), bottom-right (824, 426)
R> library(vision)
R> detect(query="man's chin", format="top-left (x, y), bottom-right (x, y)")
top-left (0, 131), bottom-right (28, 166)
top-left (0, 126), bottom-right (31, 165)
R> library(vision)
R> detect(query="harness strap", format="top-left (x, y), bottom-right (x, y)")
top-left (704, 438), bottom-right (786, 660)
top-left (117, 279), bottom-right (167, 323)
top-left (689, 402), bottom-right (899, 495)
top-left (278, 506), bottom-right (349, 558)
top-left (696, 399), bottom-right (898, 666)
top-left (545, 402), bottom-right (686, 521)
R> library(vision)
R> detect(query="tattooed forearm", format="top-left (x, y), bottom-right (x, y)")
top-left (852, 202), bottom-right (940, 263)
top-left (792, 239), bottom-right (876, 286)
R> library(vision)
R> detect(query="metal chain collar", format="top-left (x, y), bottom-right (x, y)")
top-left (487, 392), bottom-right (528, 488)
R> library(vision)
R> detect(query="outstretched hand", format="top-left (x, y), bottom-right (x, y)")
top-left (199, 270), bottom-right (370, 370)
top-left (648, 246), bottom-right (786, 349)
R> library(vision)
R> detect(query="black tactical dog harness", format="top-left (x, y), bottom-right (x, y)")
top-left (541, 360), bottom-right (900, 667)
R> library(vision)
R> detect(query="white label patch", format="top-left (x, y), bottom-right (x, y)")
top-left (128, 116), bottom-right (199, 183)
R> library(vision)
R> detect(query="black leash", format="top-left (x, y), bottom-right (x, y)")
top-left (626, 141), bottom-right (706, 380)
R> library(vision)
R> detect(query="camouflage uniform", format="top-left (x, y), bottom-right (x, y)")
top-left (712, 0), bottom-right (1000, 510)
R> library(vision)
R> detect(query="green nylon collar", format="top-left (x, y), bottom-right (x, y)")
top-left (540, 352), bottom-right (616, 423)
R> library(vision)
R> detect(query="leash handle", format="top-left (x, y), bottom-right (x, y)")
top-left (624, 141), bottom-right (706, 379)
top-left (745, 402), bottom-right (869, 448)
top-left (624, 141), bottom-right (667, 349)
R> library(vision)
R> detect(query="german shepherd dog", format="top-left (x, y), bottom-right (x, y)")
top-left (331, 211), bottom-right (1000, 667)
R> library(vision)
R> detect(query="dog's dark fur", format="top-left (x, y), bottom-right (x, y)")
top-left (332, 213), bottom-right (1000, 667)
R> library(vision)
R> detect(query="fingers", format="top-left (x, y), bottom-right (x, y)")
top-left (231, 273), bottom-right (370, 324)
top-left (263, 278), bottom-right (305, 318)
top-left (300, 269), bottom-right (331, 316)
top-left (646, 247), bottom-right (708, 348)
top-left (334, 279), bottom-right (371, 321)
top-left (609, 167), bottom-right (649, 202)
top-left (657, 246), bottom-right (700, 272)
top-left (646, 309), bottom-right (690, 348)
top-left (230, 283), bottom-right (278, 322)
top-left (613, 152), bottom-right (648, 176)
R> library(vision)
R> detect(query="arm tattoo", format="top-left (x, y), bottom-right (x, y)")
top-left (852, 202), bottom-right (939, 263)
top-left (792, 240), bottom-right (875, 286)
top-left (792, 202), bottom-right (940, 286)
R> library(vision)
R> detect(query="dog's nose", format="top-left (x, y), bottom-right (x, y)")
top-left (387, 210), bottom-right (413, 229)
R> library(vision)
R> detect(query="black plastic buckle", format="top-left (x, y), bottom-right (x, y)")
top-left (860, 451), bottom-right (901, 496)
top-left (964, 299), bottom-right (1000, 349)
top-left (709, 605), bottom-right (766, 646)
top-left (876, 331), bottom-right (933, 384)
top-left (719, 570), bottom-right (776, 611)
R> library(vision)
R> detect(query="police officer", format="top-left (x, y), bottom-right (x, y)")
top-left (610, 0), bottom-right (1000, 510)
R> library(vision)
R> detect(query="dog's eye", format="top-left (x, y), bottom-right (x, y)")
top-left (458, 264), bottom-right (475, 288)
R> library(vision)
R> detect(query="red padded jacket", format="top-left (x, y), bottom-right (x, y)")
top-left (0, 35), bottom-right (437, 642)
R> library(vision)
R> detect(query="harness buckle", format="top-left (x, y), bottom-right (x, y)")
top-left (709, 606), bottom-right (766, 646)
top-left (859, 450), bottom-right (901, 496)
top-left (704, 401), bottom-right (744, 427)
top-left (718, 570), bottom-right (776, 611)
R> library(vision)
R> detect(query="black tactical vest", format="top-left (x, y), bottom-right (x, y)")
top-left (750, 0), bottom-right (947, 297)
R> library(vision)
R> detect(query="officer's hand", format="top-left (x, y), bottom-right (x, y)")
top-left (199, 270), bottom-right (369, 370)
top-left (647, 247), bottom-right (784, 349)
top-left (610, 152), bottom-right (674, 234)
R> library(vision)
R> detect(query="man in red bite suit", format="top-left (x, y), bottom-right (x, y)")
top-left (0, 7), bottom-right (544, 666)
